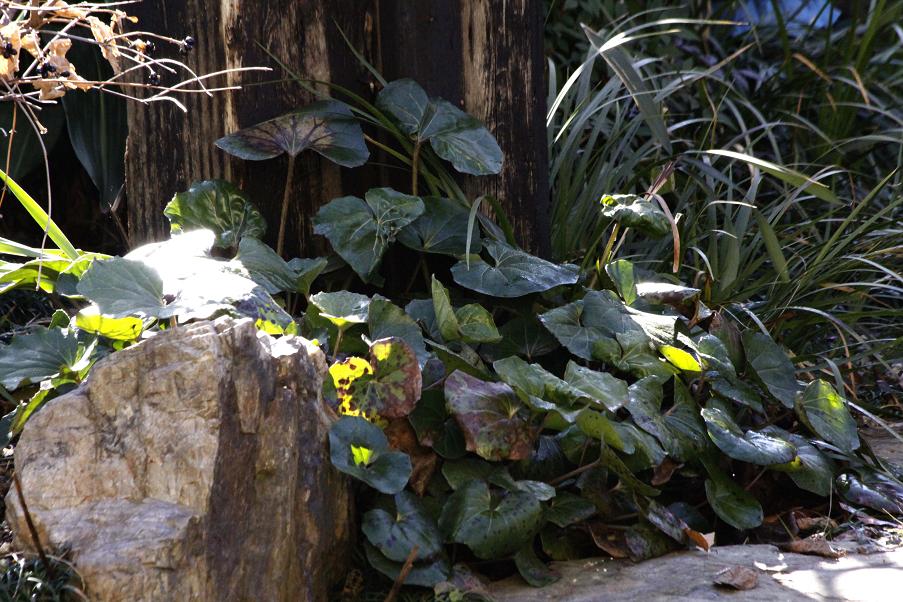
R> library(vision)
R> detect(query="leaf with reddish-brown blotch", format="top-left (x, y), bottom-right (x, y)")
top-left (385, 418), bottom-right (437, 496)
top-left (779, 536), bottom-right (846, 559)
top-left (444, 370), bottom-right (535, 461)
top-left (329, 337), bottom-right (422, 421)
top-left (714, 566), bottom-right (759, 590)
top-left (651, 458), bottom-right (681, 487)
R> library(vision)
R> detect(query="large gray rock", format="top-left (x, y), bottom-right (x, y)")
top-left (6, 317), bottom-right (351, 601)
top-left (489, 543), bottom-right (903, 601)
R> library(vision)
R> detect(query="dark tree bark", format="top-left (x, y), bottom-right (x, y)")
top-left (125, 0), bottom-right (549, 256)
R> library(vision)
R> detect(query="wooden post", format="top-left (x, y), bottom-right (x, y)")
top-left (125, 0), bottom-right (549, 256)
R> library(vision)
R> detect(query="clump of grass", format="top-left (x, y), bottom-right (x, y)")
top-left (0, 552), bottom-right (86, 602)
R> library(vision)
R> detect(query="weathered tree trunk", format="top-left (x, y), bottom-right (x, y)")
top-left (125, 0), bottom-right (549, 255)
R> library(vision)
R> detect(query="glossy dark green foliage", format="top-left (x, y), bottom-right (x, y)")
top-left (164, 180), bottom-right (266, 248)
top-left (329, 416), bottom-right (412, 494)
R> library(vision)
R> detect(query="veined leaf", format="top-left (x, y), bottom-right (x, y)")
top-left (795, 380), bottom-right (860, 453)
top-left (328, 416), bottom-right (411, 494)
top-left (451, 240), bottom-right (580, 298)
top-left (164, 180), bottom-right (265, 248)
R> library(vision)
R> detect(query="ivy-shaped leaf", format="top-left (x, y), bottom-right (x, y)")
top-left (600, 194), bottom-right (670, 238)
top-left (164, 180), bottom-right (265, 248)
top-left (330, 337), bottom-right (422, 420)
top-left (701, 407), bottom-right (797, 465)
top-left (451, 240), bottom-right (580, 298)
top-left (763, 426), bottom-right (834, 496)
top-left (376, 79), bottom-right (502, 175)
top-left (563, 361), bottom-right (628, 411)
top-left (313, 188), bottom-right (424, 284)
top-left (397, 196), bottom-right (480, 256)
top-left (0, 327), bottom-right (87, 390)
top-left (444, 370), bottom-right (535, 461)
top-left (362, 491), bottom-right (444, 562)
top-left (703, 462), bottom-right (763, 530)
top-left (309, 291), bottom-right (370, 330)
top-left (328, 416), bottom-right (411, 494)
top-left (743, 331), bottom-right (799, 408)
top-left (795, 379), bottom-right (860, 453)
top-left (215, 100), bottom-right (369, 167)
top-left (409, 389), bottom-right (467, 459)
top-left (438, 480), bottom-right (543, 559)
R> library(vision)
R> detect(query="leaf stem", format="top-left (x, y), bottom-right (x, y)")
top-left (277, 154), bottom-right (297, 257)
top-left (332, 327), bottom-right (345, 363)
top-left (411, 140), bottom-right (422, 196)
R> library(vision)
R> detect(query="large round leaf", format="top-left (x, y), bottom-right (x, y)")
top-left (309, 291), bottom-right (370, 330)
top-left (438, 480), bottom-right (543, 559)
top-left (444, 370), bottom-right (535, 461)
top-left (600, 194), bottom-right (670, 238)
top-left (330, 338), bottom-right (422, 420)
top-left (397, 196), bottom-right (480, 256)
top-left (451, 240), bottom-right (579, 298)
top-left (376, 79), bottom-right (502, 175)
top-left (76, 257), bottom-right (168, 319)
top-left (164, 180), bottom-right (265, 248)
top-left (313, 188), bottom-right (424, 284)
top-left (564, 361), bottom-right (628, 411)
top-left (795, 379), bottom-right (860, 453)
top-left (762, 426), bottom-right (834, 496)
top-left (743, 331), bottom-right (799, 408)
top-left (328, 416), bottom-right (411, 494)
top-left (367, 298), bottom-right (429, 367)
top-left (701, 406), bottom-right (796, 465)
top-left (408, 389), bottom-right (467, 459)
top-left (363, 491), bottom-right (444, 562)
top-left (704, 464), bottom-right (763, 530)
top-left (215, 100), bottom-right (369, 166)
top-left (0, 327), bottom-right (85, 390)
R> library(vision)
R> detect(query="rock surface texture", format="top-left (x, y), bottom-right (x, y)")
top-left (489, 543), bottom-right (903, 601)
top-left (5, 317), bottom-right (351, 602)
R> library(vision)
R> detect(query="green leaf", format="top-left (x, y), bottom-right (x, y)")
top-left (452, 240), bottom-right (580, 298)
top-left (743, 332), bottom-right (799, 408)
top-left (328, 416), bottom-right (411, 494)
top-left (364, 542), bottom-right (450, 588)
top-left (313, 188), bottom-right (424, 284)
top-left (575, 409), bottom-right (635, 453)
top-left (635, 282), bottom-right (700, 308)
top-left (493, 356), bottom-right (584, 409)
top-left (514, 546), bottom-right (561, 587)
top-left (455, 304), bottom-right (501, 344)
top-left (605, 259), bottom-right (637, 305)
top-left (564, 361), bottom-right (628, 411)
top-left (330, 338), bottom-right (422, 420)
top-left (409, 389), bottom-right (467, 459)
top-left (368, 299), bottom-right (429, 366)
top-left (76, 257), bottom-right (168, 319)
top-left (482, 316), bottom-right (559, 362)
top-left (286, 257), bottom-right (327, 297)
top-left (439, 480), bottom-right (543, 559)
top-left (598, 442), bottom-right (660, 497)
top-left (215, 100), bottom-right (369, 166)
top-left (0, 168), bottom-right (79, 259)
top-left (701, 407), bottom-right (797, 465)
top-left (164, 180), bottom-right (266, 248)
top-left (625, 376), bottom-right (673, 449)
top-left (762, 426), bottom-right (834, 497)
top-left (659, 345), bottom-right (702, 372)
top-left (600, 194), bottom-right (670, 238)
top-left (547, 492), bottom-right (597, 528)
top-left (624, 524), bottom-right (676, 561)
top-left (539, 300), bottom-right (603, 361)
top-left (705, 150), bottom-right (839, 204)
top-left (376, 79), bottom-right (502, 175)
top-left (431, 276), bottom-right (461, 342)
top-left (664, 380), bottom-right (709, 461)
top-left (75, 306), bottom-right (143, 341)
top-left (444, 370), bottom-right (535, 461)
top-left (441, 457), bottom-right (517, 491)
top-left (233, 237), bottom-right (298, 294)
top-left (309, 291), bottom-right (370, 331)
top-left (0, 328), bottom-right (84, 390)
top-left (704, 464), bottom-right (764, 530)
top-left (397, 196), bottom-right (480, 256)
top-left (795, 380), bottom-right (860, 453)
top-left (363, 491), bottom-right (444, 562)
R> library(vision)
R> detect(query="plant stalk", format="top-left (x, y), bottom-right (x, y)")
top-left (411, 140), bottom-right (422, 196)
top-left (276, 154), bottom-right (297, 257)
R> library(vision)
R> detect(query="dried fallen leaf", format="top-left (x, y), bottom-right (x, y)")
top-left (684, 527), bottom-right (711, 551)
top-left (384, 418), bottom-right (437, 496)
top-left (31, 39), bottom-right (91, 100)
top-left (651, 457), bottom-right (681, 486)
top-left (87, 16), bottom-right (122, 73)
top-left (793, 514), bottom-right (837, 533)
top-left (779, 536), bottom-right (846, 559)
top-left (714, 565), bottom-right (759, 590)
top-left (588, 523), bottom-right (630, 559)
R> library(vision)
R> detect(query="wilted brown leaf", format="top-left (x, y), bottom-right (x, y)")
top-left (588, 523), bottom-right (630, 559)
top-left (384, 418), bottom-right (437, 496)
top-left (0, 23), bottom-right (22, 80)
top-left (779, 536), bottom-right (846, 559)
top-left (87, 16), bottom-right (122, 73)
top-left (684, 527), bottom-right (711, 551)
top-left (714, 565), bottom-right (758, 590)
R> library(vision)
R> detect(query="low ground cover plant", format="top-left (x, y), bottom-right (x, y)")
top-left (0, 73), bottom-right (899, 598)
